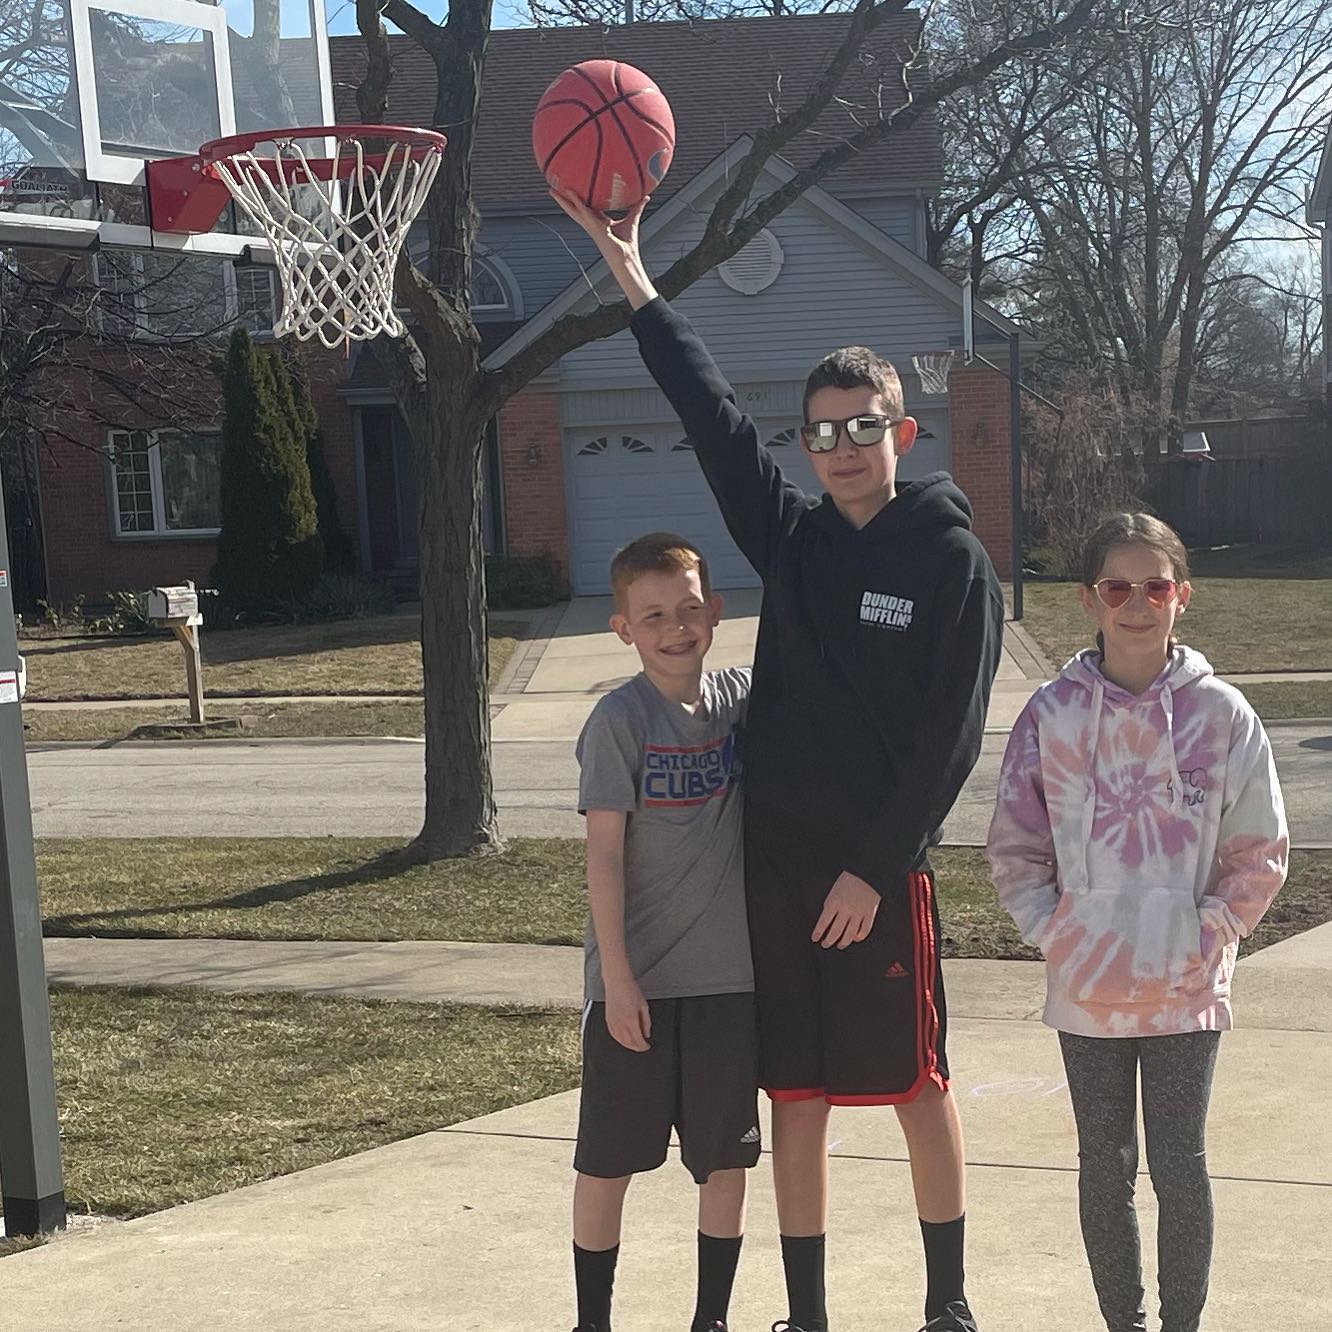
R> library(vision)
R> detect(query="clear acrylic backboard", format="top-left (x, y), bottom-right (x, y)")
top-left (0, 0), bottom-right (333, 254)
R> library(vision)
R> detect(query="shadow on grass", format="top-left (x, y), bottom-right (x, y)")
top-left (23, 636), bottom-right (170, 661)
top-left (42, 846), bottom-right (427, 937)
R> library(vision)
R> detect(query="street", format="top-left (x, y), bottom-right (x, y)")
top-left (26, 724), bottom-right (1332, 847)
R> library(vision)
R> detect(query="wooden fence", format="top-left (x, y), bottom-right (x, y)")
top-left (1148, 452), bottom-right (1326, 545)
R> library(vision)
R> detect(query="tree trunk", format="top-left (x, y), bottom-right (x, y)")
top-left (1167, 277), bottom-right (1206, 455)
top-left (410, 355), bottom-right (499, 859)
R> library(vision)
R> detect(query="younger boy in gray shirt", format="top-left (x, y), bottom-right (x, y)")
top-left (572, 532), bottom-right (759, 1332)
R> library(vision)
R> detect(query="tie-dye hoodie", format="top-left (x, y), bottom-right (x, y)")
top-left (986, 646), bottom-right (1288, 1037)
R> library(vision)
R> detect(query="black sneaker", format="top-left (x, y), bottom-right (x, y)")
top-left (920, 1303), bottom-right (979, 1332)
top-left (692, 1323), bottom-right (728, 1332)
top-left (771, 1323), bottom-right (816, 1332)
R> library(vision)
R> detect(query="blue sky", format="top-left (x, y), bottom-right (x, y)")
top-left (324, 0), bottom-right (531, 37)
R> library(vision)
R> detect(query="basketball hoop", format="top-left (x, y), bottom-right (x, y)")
top-left (912, 350), bottom-right (954, 396)
top-left (147, 125), bottom-right (446, 348)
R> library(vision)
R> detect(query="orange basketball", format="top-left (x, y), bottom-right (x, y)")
top-left (532, 59), bottom-right (675, 212)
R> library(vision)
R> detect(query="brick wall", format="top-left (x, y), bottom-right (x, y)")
top-left (497, 387), bottom-right (569, 577)
top-left (36, 338), bottom-right (357, 603)
top-left (39, 348), bottom-right (224, 604)
top-left (946, 364), bottom-right (1013, 577)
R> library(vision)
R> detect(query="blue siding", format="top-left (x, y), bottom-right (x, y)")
top-left (554, 190), bottom-right (962, 393)
top-left (477, 214), bottom-right (602, 317)
top-left (468, 193), bottom-right (926, 324)
top-left (840, 195), bottom-right (921, 253)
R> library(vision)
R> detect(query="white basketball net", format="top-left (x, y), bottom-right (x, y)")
top-left (912, 350), bottom-right (955, 395)
top-left (210, 134), bottom-right (443, 348)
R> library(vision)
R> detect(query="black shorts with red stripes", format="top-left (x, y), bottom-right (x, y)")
top-left (745, 814), bottom-right (949, 1106)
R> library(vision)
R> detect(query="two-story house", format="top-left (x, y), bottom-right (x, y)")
top-left (30, 13), bottom-right (1020, 603)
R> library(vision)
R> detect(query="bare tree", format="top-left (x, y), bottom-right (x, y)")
top-left (1024, 373), bottom-right (1146, 577)
top-left (349, 0), bottom-right (1104, 859)
top-left (994, 0), bottom-right (1332, 448)
top-left (1196, 249), bottom-right (1324, 407)
top-left (521, 0), bottom-right (819, 27)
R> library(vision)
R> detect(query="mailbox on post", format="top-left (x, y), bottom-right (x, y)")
top-left (148, 581), bottom-right (206, 723)
top-left (147, 585), bottom-right (201, 625)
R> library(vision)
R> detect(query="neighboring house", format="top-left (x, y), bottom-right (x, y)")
top-left (31, 13), bottom-right (1021, 602)
top-left (28, 257), bottom-right (353, 606)
top-left (1309, 122), bottom-right (1332, 401)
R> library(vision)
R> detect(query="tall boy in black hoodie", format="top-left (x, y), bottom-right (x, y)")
top-left (556, 192), bottom-right (1004, 1332)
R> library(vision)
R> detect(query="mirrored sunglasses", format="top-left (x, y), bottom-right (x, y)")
top-left (799, 414), bottom-right (900, 453)
top-left (1093, 577), bottom-right (1180, 610)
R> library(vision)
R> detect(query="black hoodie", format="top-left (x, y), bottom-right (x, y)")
top-left (630, 297), bottom-right (1005, 896)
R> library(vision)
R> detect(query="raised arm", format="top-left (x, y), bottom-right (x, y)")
top-left (552, 191), bottom-right (807, 578)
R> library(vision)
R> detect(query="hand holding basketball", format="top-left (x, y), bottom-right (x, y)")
top-left (550, 188), bottom-right (648, 267)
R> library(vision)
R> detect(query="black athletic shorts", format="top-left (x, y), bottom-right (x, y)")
top-left (574, 991), bottom-right (762, 1185)
top-left (745, 814), bottom-right (949, 1105)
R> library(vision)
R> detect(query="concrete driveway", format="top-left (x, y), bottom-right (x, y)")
top-left (490, 589), bottom-right (1045, 743)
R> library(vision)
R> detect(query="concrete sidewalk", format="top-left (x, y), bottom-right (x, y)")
top-left (8, 940), bottom-right (1329, 1328)
top-left (491, 590), bottom-right (1048, 741)
top-left (39, 934), bottom-right (1332, 1030)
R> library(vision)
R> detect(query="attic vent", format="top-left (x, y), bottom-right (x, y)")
top-left (718, 229), bottom-right (784, 295)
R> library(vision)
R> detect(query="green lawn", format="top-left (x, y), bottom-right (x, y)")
top-left (39, 987), bottom-right (578, 1220)
top-left (1022, 545), bottom-right (1332, 674)
top-left (22, 616), bottom-right (522, 702)
top-left (37, 838), bottom-right (1332, 961)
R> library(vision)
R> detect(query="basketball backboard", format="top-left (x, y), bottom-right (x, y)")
top-left (0, 0), bottom-right (333, 254)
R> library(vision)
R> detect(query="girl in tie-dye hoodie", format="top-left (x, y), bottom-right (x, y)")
top-left (986, 513), bottom-right (1287, 1332)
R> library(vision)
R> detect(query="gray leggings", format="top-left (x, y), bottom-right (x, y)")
top-left (1058, 1030), bottom-right (1221, 1332)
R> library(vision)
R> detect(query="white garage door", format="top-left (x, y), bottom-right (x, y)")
top-left (565, 412), bottom-right (949, 594)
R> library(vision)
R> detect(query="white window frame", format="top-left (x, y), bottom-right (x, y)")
top-left (470, 257), bottom-right (510, 312)
top-left (108, 427), bottom-right (222, 538)
top-left (229, 263), bottom-right (278, 336)
top-left (70, 0), bottom-right (236, 187)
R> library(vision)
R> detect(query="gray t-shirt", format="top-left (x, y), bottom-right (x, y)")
top-left (576, 667), bottom-right (754, 1002)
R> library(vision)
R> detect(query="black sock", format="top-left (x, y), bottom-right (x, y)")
top-left (920, 1214), bottom-right (966, 1319)
top-left (692, 1231), bottom-right (744, 1329)
top-left (573, 1242), bottom-right (619, 1331)
top-left (780, 1233), bottom-right (827, 1331)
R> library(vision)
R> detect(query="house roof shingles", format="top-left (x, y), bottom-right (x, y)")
top-left (329, 14), bottom-right (942, 207)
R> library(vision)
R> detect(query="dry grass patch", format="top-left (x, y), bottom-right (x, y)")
top-left (24, 700), bottom-right (427, 743)
top-left (45, 987), bottom-right (578, 1218)
top-left (1023, 574), bottom-right (1332, 674)
top-left (24, 618), bottom-right (522, 702)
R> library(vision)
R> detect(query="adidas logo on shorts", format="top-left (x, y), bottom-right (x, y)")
top-left (740, 1126), bottom-right (761, 1145)
top-left (884, 961), bottom-right (911, 979)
